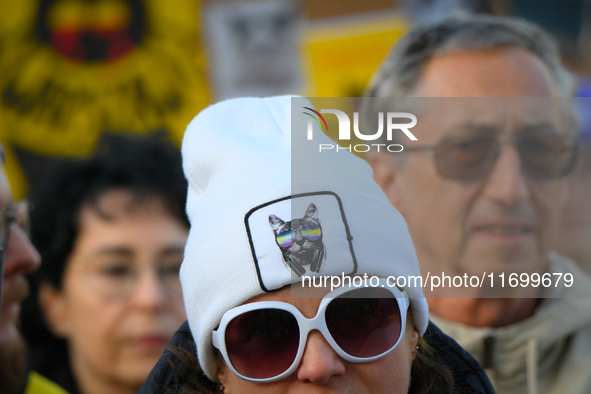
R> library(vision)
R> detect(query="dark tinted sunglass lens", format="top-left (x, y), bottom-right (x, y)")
top-left (225, 309), bottom-right (299, 379)
top-left (518, 134), bottom-right (577, 179)
top-left (326, 288), bottom-right (401, 358)
top-left (435, 135), bottom-right (498, 181)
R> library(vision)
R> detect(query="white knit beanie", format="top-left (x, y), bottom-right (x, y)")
top-left (180, 95), bottom-right (428, 381)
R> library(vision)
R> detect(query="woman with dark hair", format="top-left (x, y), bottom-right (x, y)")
top-left (23, 135), bottom-right (189, 394)
top-left (138, 97), bottom-right (495, 394)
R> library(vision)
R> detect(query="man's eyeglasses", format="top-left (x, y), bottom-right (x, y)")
top-left (405, 132), bottom-right (578, 181)
top-left (0, 201), bottom-right (31, 312)
top-left (0, 200), bottom-right (30, 249)
top-left (212, 279), bottom-right (409, 382)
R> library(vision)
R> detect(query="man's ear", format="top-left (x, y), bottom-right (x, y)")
top-left (367, 151), bottom-right (407, 215)
top-left (39, 283), bottom-right (71, 338)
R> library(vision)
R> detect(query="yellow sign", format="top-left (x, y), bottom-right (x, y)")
top-left (302, 13), bottom-right (408, 155)
top-left (0, 0), bottom-right (210, 198)
top-left (303, 13), bottom-right (408, 98)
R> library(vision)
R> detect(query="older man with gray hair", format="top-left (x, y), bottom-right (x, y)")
top-left (363, 14), bottom-right (591, 394)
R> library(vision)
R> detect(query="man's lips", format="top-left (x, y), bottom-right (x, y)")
top-left (472, 223), bottom-right (533, 238)
top-left (475, 225), bottom-right (530, 234)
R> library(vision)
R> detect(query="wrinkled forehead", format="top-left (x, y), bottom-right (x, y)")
top-left (411, 98), bottom-right (573, 143)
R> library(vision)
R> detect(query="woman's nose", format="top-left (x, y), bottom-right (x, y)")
top-left (296, 330), bottom-right (346, 384)
top-left (129, 269), bottom-right (167, 311)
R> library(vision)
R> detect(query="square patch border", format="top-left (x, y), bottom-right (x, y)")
top-left (244, 191), bottom-right (358, 292)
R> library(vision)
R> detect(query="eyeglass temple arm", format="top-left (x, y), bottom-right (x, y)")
top-left (212, 330), bottom-right (220, 349)
top-left (402, 145), bottom-right (436, 152)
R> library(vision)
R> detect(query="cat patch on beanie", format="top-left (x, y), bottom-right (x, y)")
top-left (245, 192), bottom-right (357, 292)
top-left (269, 203), bottom-right (326, 276)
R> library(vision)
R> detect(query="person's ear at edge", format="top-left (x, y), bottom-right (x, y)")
top-left (39, 283), bottom-right (71, 338)
top-left (218, 364), bottom-right (230, 393)
top-left (367, 151), bottom-right (408, 216)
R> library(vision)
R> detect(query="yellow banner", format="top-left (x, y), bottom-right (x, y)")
top-left (303, 13), bottom-right (408, 98)
top-left (0, 0), bottom-right (210, 198)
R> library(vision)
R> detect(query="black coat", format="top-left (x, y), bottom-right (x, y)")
top-left (138, 320), bottom-right (495, 394)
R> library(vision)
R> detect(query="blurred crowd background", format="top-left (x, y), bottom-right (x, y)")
top-left (0, 0), bottom-right (589, 202)
top-left (1, 1), bottom-right (591, 393)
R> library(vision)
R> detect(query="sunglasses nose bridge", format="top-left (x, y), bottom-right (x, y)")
top-left (495, 141), bottom-right (523, 171)
top-left (297, 312), bottom-right (334, 348)
top-left (473, 138), bottom-right (503, 180)
top-left (483, 142), bottom-right (532, 203)
top-left (298, 312), bottom-right (325, 336)
top-left (294, 315), bottom-right (347, 367)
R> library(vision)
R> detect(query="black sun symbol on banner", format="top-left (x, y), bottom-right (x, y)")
top-left (0, 0), bottom-right (209, 196)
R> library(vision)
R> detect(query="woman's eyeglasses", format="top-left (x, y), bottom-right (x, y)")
top-left (74, 255), bottom-right (184, 300)
top-left (405, 132), bottom-right (578, 181)
top-left (212, 279), bottom-right (409, 382)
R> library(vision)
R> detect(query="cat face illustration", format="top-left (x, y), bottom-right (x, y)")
top-left (269, 203), bottom-right (326, 277)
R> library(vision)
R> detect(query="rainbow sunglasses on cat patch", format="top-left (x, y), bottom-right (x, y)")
top-left (276, 225), bottom-right (322, 248)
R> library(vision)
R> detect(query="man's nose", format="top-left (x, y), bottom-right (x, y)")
top-left (296, 331), bottom-right (345, 384)
top-left (3, 222), bottom-right (41, 280)
top-left (482, 144), bottom-right (530, 206)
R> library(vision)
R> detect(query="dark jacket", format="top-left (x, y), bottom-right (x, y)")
top-left (138, 320), bottom-right (496, 394)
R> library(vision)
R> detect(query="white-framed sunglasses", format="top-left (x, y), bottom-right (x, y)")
top-left (212, 278), bottom-right (409, 382)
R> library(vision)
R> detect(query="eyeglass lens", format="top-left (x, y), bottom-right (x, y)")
top-left (226, 309), bottom-right (300, 379)
top-left (84, 258), bottom-right (183, 299)
top-left (0, 201), bottom-right (30, 249)
top-left (433, 134), bottom-right (577, 181)
top-left (223, 287), bottom-right (402, 380)
top-left (326, 290), bottom-right (401, 358)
